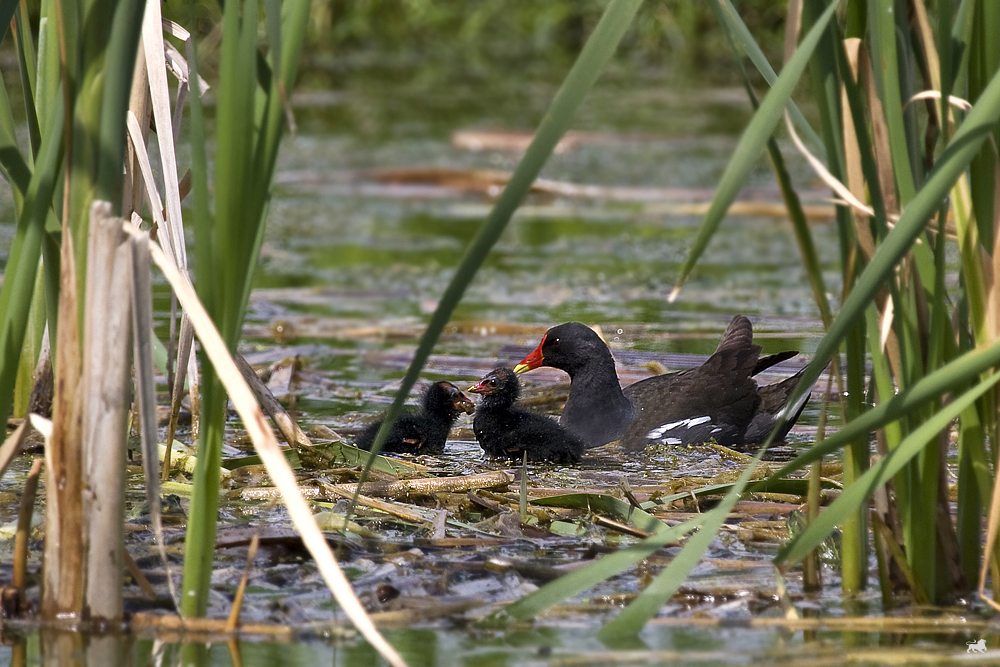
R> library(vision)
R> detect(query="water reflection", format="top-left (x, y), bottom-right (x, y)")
top-left (0, 613), bottom-right (993, 665)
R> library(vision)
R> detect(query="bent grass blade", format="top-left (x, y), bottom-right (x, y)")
top-left (128, 226), bottom-right (408, 667)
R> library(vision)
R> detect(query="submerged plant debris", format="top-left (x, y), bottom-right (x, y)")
top-left (5, 337), bottom-right (989, 665)
top-left (0, 344), bottom-right (874, 610)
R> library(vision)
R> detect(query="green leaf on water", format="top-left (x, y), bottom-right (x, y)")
top-left (533, 493), bottom-right (664, 534)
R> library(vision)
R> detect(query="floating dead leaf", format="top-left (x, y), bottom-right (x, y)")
top-left (451, 129), bottom-right (580, 153)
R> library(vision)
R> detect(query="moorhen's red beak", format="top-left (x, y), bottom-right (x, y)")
top-left (513, 334), bottom-right (546, 374)
top-left (468, 379), bottom-right (488, 394)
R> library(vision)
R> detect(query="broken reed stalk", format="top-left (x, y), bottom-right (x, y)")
top-left (13, 457), bottom-right (43, 610)
top-left (43, 218), bottom-right (84, 619)
top-left (233, 352), bottom-right (313, 449)
top-left (647, 614), bottom-right (999, 632)
top-left (592, 514), bottom-right (653, 539)
top-left (130, 611), bottom-right (295, 639)
top-left (326, 470), bottom-right (514, 498)
top-left (368, 599), bottom-right (484, 628)
top-left (122, 549), bottom-right (158, 599)
top-left (240, 486), bottom-right (321, 501)
top-left (430, 509), bottom-right (448, 539)
top-left (0, 419), bottom-right (31, 479)
top-left (129, 227), bottom-right (405, 667)
top-left (320, 485), bottom-right (437, 524)
top-left (225, 530), bottom-right (262, 632)
top-left (163, 316), bottom-right (195, 482)
top-left (81, 203), bottom-right (134, 623)
top-left (135, 600), bottom-right (479, 636)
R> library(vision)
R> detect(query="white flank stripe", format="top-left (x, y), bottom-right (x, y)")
top-left (647, 415), bottom-right (714, 441)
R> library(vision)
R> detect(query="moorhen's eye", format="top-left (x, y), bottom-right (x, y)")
top-left (550, 338), bottom-right (561, 350)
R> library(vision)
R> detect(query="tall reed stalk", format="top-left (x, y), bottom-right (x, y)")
top-left (0, 0), bottom-right (316, 631)
top-left (502, 0), bottom-right (1000, 636)
top-left (1, 0), bottom-right (642, 660)
top-left (180, 0), bottom-right (311, 617)
top-left (0, 0), bottom-right (144, 621)
top-left (682, 0), bottom-right (1000, 607)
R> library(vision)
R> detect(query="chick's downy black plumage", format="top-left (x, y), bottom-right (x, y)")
top-left (469, 367), bottom-right (585, 463)
top-left (354, 381), bottom-right (475, 454)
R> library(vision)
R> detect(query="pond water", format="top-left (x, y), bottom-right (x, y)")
top-left (0, 58), bottom-right (986, 667)
top-left (2, 621), bottom-right (997, 665)
top-left (241, 66), bottom-right (838, 426)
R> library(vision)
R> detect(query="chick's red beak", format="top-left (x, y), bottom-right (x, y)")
top-left (513, 334), bottom-right (546, 374)
top-left (468, 379), bottom-right (488, 394)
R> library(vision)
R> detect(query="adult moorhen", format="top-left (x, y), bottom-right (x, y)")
top-left (513, 317), bottom-right (809, 452)
top-left (469, 367), bottom-right (585, 463)
top-left (354, 381), bottom-right (475, 454)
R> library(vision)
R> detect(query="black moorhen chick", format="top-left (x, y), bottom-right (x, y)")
top-left (514, 316), bottom-right (809, 452)
top-left (354, 381), bottom-right (475, 454)
top-left (469, 367), bottom-right (585, 463)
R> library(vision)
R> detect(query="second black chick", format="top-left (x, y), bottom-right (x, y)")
top-left (354, 381), bottom-right (475, 454)
top-left (469, 367), bottom-right (585, 463)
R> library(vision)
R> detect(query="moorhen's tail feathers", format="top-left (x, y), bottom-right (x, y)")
top-left (702, 315), bottom-right (762, 380)
top-left (700, 343), bottom-right (761, 379)
top-left (720, 316), bottom-right (799, 377)
top-left (744, 368), bottom-right (810, 443)
top-left (701, 338), bottom-right (761, 384)
top-left (752, 350), bottom-right (799, 376)
top-left (714, 315), bottom-right (755, 354)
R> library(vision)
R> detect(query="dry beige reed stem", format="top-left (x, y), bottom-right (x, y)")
top-left (82, 203), bottom-right (135, 622)
top-left (320, 484), bottom-right (437, 524)
top-left (324, 470), bottom-right (514, 498)
top-left (13, 457), bottom-right (43, 609)
top-left (234, 353), bottom-right (313, 449)
top-left (124, 224), bottom-right (407, 667)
